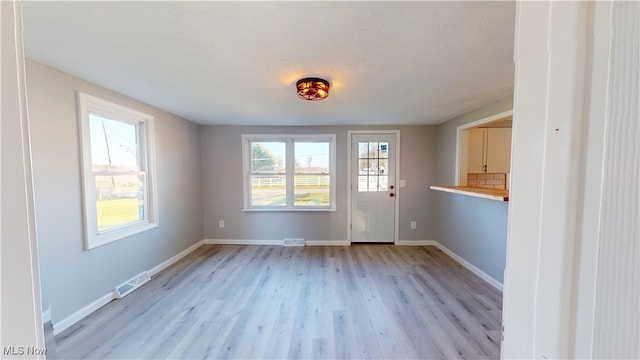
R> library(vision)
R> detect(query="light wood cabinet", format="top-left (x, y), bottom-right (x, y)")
top-left (467, 127), bottom-right (512, 173)
top-left (468, 128), bottom-right (487, 173)
top-left (486, 128), bottom-right (512, 173)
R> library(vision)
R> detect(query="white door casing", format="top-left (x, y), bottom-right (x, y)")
top-left (502, 1), bottom-right (589, 358)
top-left (349, 132), bottom-right (398, 243)
top-left (1, 0), bottom-right (46, 352)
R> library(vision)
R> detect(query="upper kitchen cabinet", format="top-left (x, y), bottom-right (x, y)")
top-left (467, 128), bottom-right (487, 173)
top-left (486, 128), bottom-right (512, 173)
top-left (468, 127), bottom-right (512, 173)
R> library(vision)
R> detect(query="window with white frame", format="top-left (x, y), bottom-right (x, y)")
top-left (242, 134), bottom-right (336, 211)
top-left (78, 92), bottom-right (158, 249)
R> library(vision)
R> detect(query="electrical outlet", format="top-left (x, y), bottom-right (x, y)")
top-left (219, 220), bottom-right (225, 228)
top-left (410, 221), bottom-right (417, 229)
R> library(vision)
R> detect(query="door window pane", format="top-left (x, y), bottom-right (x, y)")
top-left (359, 142), bottom-right (369, 158)
top-left (357, 141), bottom-right (389, 192)
top-left (379, 159), bottom-right (388, 175)
top-left (379, 176), bottom-right (389, 191)
top-left (359, 159), bottom-right (369, 174)
top-left (379, 142), bottom-right (389, 158)
top-left (369, 159), bottom-right (379, 174)
top-left (368, 142), bottom-right (379, 158)
top-left (368, 176), bottom-right (378, 192)
top-left (358, 176), bottom-right (368, 192)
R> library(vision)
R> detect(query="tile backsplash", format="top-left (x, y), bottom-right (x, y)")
top-left (467, 173), bottom-right (507, 190)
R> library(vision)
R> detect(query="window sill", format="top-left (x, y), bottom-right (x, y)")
top-left (242, 208), bottom-right (337, 212)
top-left (86, 222), bottom-right (158, 249)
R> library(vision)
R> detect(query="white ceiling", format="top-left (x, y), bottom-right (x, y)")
top-left (22, 1), bottom-right (515, 126)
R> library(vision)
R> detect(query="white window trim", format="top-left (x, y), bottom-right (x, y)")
top-left (242, 134), bottom-right (337, 211)
top-left (77, 92), bottom-right (159, 249)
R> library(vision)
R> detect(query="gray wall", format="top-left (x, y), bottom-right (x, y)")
top-left (202, 125), bottom-right (436, 242)
top-left (26, 60), bottom-right (204, 324)
top-left (434, 96), bottom-right (513, 283)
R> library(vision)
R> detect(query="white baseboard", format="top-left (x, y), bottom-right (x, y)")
top-left (306, 240), bottom-right (350, 246)
top-left (42, 308), bottom-right (51, 324)
top-left (149, 240), bottom-right (204, 277)
top-left (396, 240), bottom-right (438, 246)
top-left (204, 239), bottom-right (351, 246)
top-left (203, 239), bottom-right (284, 246)
top-left (53, 292), bottom-right (114, 335)
top-left (431, 242), bottom-right (504, 292)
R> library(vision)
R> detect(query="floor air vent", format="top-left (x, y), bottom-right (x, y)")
top-left (283, 238), bottom-right (305, 246)
top-left (113, 271), bottom-right (151, 299)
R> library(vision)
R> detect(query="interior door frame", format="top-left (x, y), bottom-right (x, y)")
top-left (347, 130), bottom-right (401, 245)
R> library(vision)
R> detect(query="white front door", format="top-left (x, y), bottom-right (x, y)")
top-left (350, 133), bottom-right (397, 243)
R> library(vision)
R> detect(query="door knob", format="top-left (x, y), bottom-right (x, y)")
top-left (389, 193), bottom-right (395, 197)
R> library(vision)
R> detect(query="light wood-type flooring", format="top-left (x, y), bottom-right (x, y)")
top-left (56, 245), bottom-right (503, 359)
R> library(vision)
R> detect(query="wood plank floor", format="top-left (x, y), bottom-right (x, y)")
top-left (56, 245), bottom-right (503, 359)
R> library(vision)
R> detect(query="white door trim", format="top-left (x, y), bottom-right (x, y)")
top-left (347, 130), bottom-right (400, 245)
top-left (1, 0), bottom-right (46, 350)
top-left (573, 2), bottom-right (640, 358)
top-left (571, 2), bottom-right (612, 356)
top-left (502, 1), bottom-right (589, 358)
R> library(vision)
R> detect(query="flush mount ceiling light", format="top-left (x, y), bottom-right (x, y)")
top-left (296, 77), bottom-right (330, 101)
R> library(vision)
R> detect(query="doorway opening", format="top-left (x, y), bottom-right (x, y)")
top-left (456, 110), bottom-right (513, 188)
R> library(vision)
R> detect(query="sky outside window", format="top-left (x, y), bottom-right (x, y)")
top-left (89, 113), bottom-right (138, 170)
top-left (256, 141), bottom-right (330, 171)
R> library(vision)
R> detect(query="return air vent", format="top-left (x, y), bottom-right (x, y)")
top-left (113, 271), bottom-right (151, 299)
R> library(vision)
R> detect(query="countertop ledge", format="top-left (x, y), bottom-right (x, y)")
top-left (430, 186), bottom-right (509, 202)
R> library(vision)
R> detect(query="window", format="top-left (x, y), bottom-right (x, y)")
top-left (242, 134), bottom-right (336, 211)
top-left (78, 92), bottom-right (158, 249)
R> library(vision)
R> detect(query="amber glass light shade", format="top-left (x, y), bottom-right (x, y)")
top-left (296, 78), bottom-right (330, 101)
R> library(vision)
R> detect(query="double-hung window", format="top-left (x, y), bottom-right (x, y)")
top-left (242, 134), bottom-right (336, 211)
top-left (78, 93), bottom-right (158, 249)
